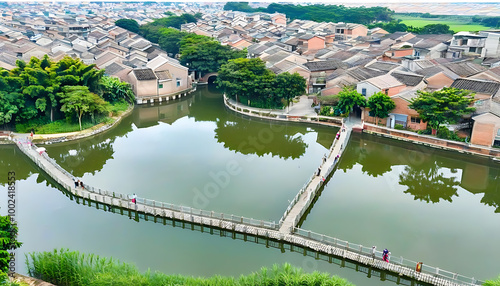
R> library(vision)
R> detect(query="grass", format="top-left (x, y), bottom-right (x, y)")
top-left (396, 15), bottom-right (490, 32)
top-left (25, 249), bottom-right (354, 286)
top-left (15, 101), bottom-right (130, 134)
top-left (15, 117), bottom-right (113, 134)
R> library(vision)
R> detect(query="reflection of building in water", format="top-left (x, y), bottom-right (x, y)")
top-left (134, 98), bottom-right (192, 129)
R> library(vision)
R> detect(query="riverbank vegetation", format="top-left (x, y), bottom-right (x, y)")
top-left (0, 55), bottom-right (134, 133)
top-left (485, 276), bottom-right (500, 286)
top-left (25, 249), bottom-right (353, 286)
top-left (217, 58), bottom-right (306, 109)
top-left (0, 215), bottom-right (22, 285)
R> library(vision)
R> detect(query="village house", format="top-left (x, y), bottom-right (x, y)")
top-left (127, 55), bottom-right (193, 104)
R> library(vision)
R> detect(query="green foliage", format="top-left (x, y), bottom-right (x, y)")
top-left (156, 28), bottom-right (187, 56)
top-left (485, 275), bottom-right (500, 286)
top-left (435, 126), bottom-right (466, 142)
top-left (0, 55), bottom-right (130, 132)
top-left (26, 249), bottom-right (353, 286)
top-left (100, 76), bottom-right (135, 103)
top-left (336, 87), bottom-right (367, 117)
top-left (368, 20), bottom-right (407, 33)
top-left (115, 19), bottom-right (140, 33)
top-left (224, 2), bottom-right (394, 24)
top-left (217, 58), bottom-right (305, 109)
top-left (367, 92), bottom-right (396, 120)
top-left (0, 215), bottom-right (22, 278)
top-left (15, 117), bottom-right (112, 134)
top-left (407, 23), bottom-right (454, 34)
top-left (394, 124), bottom-right (405, 130)
top-left (59, 86), bottom-right (110, 131)
top-left (275, 72), bottom-right (307, 109)
top-left (180, 35), bottom-right (247, 74)
top-left (319, 106), bottom-right (335, 116)
top-left (409, 87), bottom-right (475, 130)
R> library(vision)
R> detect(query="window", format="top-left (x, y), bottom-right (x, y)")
top-left (361, 88), bottom-right (367, 96)
top-left (497, 128), bottom-right (500, 136)
top-left (158, 83), bottom-right (163, 89)
top-left (469, 47), bottom-right (476, 53)
top-left (384, 89), bottom-right (389, 95)
top-left (176, 80), bottom-right (181, 87)
top-left (411, 117), bottom-right (421, 124)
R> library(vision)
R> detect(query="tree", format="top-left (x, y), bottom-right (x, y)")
top-left (157, 28), bottom-right (187, 56)
top-left (115, 19), bottom-right (140, 33)
top-left (275, 72), bottom-right (306, 111)
top-left (180, 36), bottom-right (247, 75)
top-left (419, 23), bottom-right (454, 34)
top-left (1, 214), bottom-right (22, 281)
top-left (336, 87), bottom-right (367, 116)
top-left (367, 92), bottom-right (396, 125)
top-left (409, 87), bottom-right (475, 132)
top-left (59, 86), bottom-right (110, 130)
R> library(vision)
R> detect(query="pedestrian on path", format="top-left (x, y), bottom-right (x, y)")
top-left (323, 154), bottom-right (327, 163)
top-left (383, 248), bottom-right (389, 262)
top-left (80, 180), bottom-right (84, 189)
top-left (132, 193), bottom-right (137, 204)
top-left (372, 246), bottom-right (376, 258)
top-left (316, 167), bottom-right (321, 176)
top-left (74, 179), bottom-right (79, 188)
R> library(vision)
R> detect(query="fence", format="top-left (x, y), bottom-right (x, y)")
top-left (13, 139), bottom-right (277, 231)
top-left (293, 228), bottom-right (483, 286)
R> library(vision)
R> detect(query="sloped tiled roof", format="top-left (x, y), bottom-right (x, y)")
top-left (304, 60), bottom-right (347, 71)
top-left (443, 61), bottom-right (486, 77)
top-left (391, 72), bottom-right (424, 86)
top-left (346, 67), bottom-right (385, 81)
top-left (132, 68), bottom-right (156, 81)
top-left (450, 78), bottom-right (500, 95)
top-left (365, 61), bottom-right (400, 72)
top-left (155, 70), bottom-right (171, 80)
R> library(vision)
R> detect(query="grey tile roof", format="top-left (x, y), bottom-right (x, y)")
top-left (391, 72), bottom-right (424, 86)
top-left (345, 67), bottom-right (385, 81)
top-left (132, 68), bottom-right (156, 81)
top-left (155, 70), bottom-right (171, 80)
top-left (365, 61), bottom-right (400, 72)
top-left (451, 78), bottom-right (500, 95)
top-left (304, 59), bottom-right (347, 72)
top-left (104, 62), bottom-right (125, 75)
top-left (443, 61), bottom-right (486, 77)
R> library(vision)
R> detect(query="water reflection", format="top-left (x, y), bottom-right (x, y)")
top-left (399, 162), bottom-right (460, 203)
top-left (45, 116), bottom-right (133, 177)
top-left (0, 146), bottom-right (34, 184)
top-left (339, 133), bottom-right (500, 210)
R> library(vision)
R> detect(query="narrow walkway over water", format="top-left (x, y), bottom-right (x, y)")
top-left (11, 124), bottom-right (481, 286)
top-left (279, 124), bottom-right (351, 233)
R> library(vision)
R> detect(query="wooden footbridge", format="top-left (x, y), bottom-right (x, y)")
top-left (12, 132), bottom-right (482, 286)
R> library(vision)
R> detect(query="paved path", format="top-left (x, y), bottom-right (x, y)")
top-left (227, 95), bottom-right (316, 117)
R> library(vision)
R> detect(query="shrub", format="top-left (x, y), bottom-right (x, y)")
top-left (394, 124), bottom-right (405, 130)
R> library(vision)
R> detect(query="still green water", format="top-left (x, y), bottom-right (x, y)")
top-left (0, 85), bottom-right (499, 284)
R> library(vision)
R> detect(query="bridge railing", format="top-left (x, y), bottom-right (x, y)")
top-left (293, 227), bottom-right (483, 286)
top-left (14, 139), bottom-right (278, 231)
